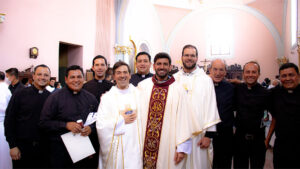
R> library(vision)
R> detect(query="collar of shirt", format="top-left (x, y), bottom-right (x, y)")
top-left (181, 66), bottom-right (200, 76)
top-left (66, 86), bottom-right (81, 95)
top-left (32, 85), bottom-right (46, 94)
top-left (137, 73), bottom-right (152, 78)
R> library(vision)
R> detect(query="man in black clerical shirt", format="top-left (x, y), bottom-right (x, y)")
top-left (130, 52), bottom-right (153, 86)
top-left (83, 55), bottom-right (113, 103)
top-left (4, 64), bottom-right (51, 169)
top-left (233, 61), bottom-right (270, 169)
top-left (209, 59), bottom-right (234, 169)
top-left (40, 65), bottom-right (98, 168)
top-left (265, 63), bottom-right (300, 169)
top-left (5, 68), bottom-right (24, 94)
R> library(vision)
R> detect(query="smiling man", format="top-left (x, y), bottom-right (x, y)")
top-left (4, 64), bottom-right (51, 169)
top-left (130, 52), bottom-right (153, 86)
top-left (208, 59), bottom-right (235, 169)
top-left (83, 55), bottom-right (113, 103)
top-left (174, 45), bottom-right (220, 169)
top-left (265, 63), bottom-right (300, 169)
top-left (96, 61), bottom-right (143, 169)
top-left (40, 65), bottom-right (98, 168)
top-left (138, 52), bottom-right (194, 169)
top-left (234, 61), bottom-right (270, 169)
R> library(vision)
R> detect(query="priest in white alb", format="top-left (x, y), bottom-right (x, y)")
top-left (174, 45), bottom-right (221, 169)
top-left (138, 53), bottom-right (194, 169)
top-left (96, 61), bottom-right (143, 169)
top-left (0, 71), bottom-right (12, 169)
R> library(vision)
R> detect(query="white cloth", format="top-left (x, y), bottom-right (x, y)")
top-left (174, 67), bottom-right (221, 169)
top-left (0, 82), bottom-right (12, 169)
top-left (46, 85), bottom-right (55, 92)
top-left (137, 78), bottom-right (193, 169)
top-left (96, 84), bottom-right (143, 169)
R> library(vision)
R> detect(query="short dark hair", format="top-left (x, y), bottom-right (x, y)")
top-left (0, 71), bottom-right (5, 80)
top-left (65, 65), bottom-right (84, 77)
top-left (34, 64), bottom-right (51, 74)
top-left (93, 55), bottom-right (107, 66)
top-left (54, 82), bottom-right (60, 88)
top-left (243, 61), bottom-right (260, 74)
top-left (154, 52), bottom-right (171, 65)
top-left (182, 44), bottom-right (198, 57)
top-left (112, 61), bottom-right (131, 75)
top-left (5, 68), bottom-right (19, 78)
top-left (279, 62), bottom-right (299, 74)
top-left (136, 52), bottom-right (151, 62)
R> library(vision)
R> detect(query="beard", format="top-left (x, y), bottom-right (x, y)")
top-left (155, 69), bottom-right (169, 80)
top-left (183, 62), bottom-right (196, 70)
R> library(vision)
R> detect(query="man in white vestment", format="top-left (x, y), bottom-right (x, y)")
top-left (138, 52), bottom-right (193, 169)
top-left (174, 45), bottom-right (220, 169)
top-left (96, 61), bottom-right (143, 169)
top-left (0, 71), bottom-right (12, 169)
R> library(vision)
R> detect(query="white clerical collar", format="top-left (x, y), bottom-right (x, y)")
top-left (98, 80), bottom-right (103, 83)
top-left (38, 90), bottom-right (43, 94)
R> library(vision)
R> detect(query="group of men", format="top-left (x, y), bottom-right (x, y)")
top-left (0, 44), bottom-right (299, 169)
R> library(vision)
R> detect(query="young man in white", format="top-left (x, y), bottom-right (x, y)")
top-left (96, 61), bottom-right (142, 169)
top-left (174, 45), bottom-right (220, 169)
top-left (138, 52), bottom-right (194, 169)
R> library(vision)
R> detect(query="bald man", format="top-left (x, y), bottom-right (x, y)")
top-left (209, 59), bottom-right (235, 169)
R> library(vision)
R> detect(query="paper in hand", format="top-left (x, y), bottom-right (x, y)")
top-left (84, 112), bottom-right (97, 126)
top-left (61, 132), bottom-right (96, 163)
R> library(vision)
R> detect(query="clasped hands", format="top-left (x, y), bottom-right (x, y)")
top-left (66, 122), bottom-right (91, 136)
top-left (120, 110), bottom-right (137, 124)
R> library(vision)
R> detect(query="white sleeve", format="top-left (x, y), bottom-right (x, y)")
top-left (206, 125), bottom-right (216, 132)
top-left (176, 138), bottom-right (192, 154)
top-left (114, 115), bottom-right (125, 136)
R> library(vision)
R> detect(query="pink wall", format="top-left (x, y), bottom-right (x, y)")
top-left (248, 0), bottom-right (284, 37)
top-left (0, 0), bottom-right (97, 80)
top-left (94, 0), bottom-right (116, 65)
top-left (166, 7), bottom-right (278, 81)
top-left (154, 5), bottom-right (191, 41)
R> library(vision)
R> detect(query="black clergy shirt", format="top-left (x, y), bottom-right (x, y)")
top-left (234, 83), bottom-right (270, 133)
top-left (4, 85), bottom-right (51, 148)
top-left (39, 87), bottom-right (98, 140)
top-left (130, 73), bottom-right (153, 86)
top-left (270, 85), bottom-right (300, 140)
top-left (214, 80), bottom-right (235, 130)
top-left (83, 79), bottom-right (113, 103)
top-left (9, 81), bottom-right (24, 95)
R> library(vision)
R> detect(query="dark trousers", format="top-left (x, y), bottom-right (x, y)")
top-left (213, 128), bottom-right (234, 169)
top-left (49, 139), bottom-right (98, 169)
top-left (233, 129), bottom-right (266, 169)
top-left (273, 138), bottom-right (300, 169)
top-left (12, 140), bottom-right (44, 169)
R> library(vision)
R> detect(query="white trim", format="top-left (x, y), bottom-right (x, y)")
top-left (166, 4), bottom-right (284, 58)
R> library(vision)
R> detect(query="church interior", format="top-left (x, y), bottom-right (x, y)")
top-left (0, 0), bottom-right (299, 83)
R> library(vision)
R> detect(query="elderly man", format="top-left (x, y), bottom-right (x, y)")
top-left (209, 59), bottom-right (235, 169)
top-left (234, 61), bottom-right (270, 169)
top-left (266, 63), bottom-right (300, 169)
top-left (40, 65), bottom-right (98, 168)
top-left (130, 52), bottom-right (153, 86)
top-left (5, 65), bottom-right (51, 168)
top-left (174, 45), bottom-right (220, 169)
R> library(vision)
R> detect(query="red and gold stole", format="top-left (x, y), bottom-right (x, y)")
top-left (143, 76), bottom-right (175, 169)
